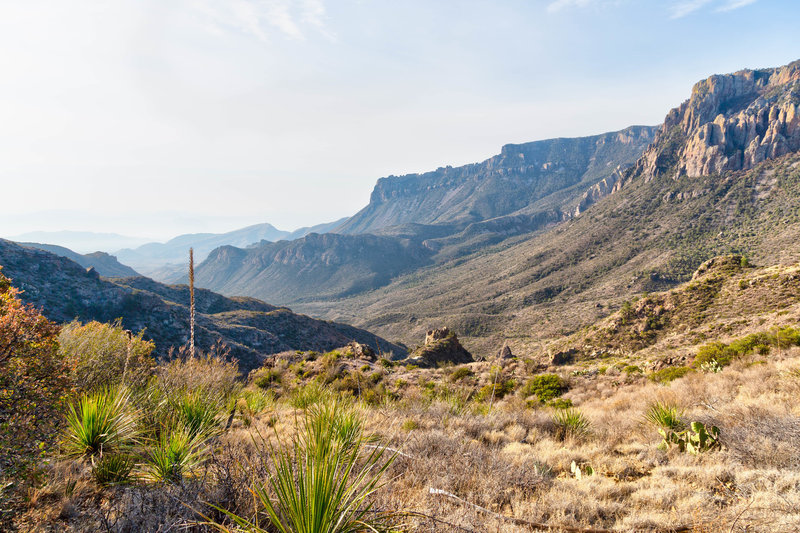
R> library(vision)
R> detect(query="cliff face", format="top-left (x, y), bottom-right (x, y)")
top-left (337, 126), bottom-right (656, 234)
top-left (640, 60), bottom-right (800, 179)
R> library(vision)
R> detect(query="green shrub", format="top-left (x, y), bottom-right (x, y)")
top-left (449, 366), bottom-right (474, 382)
top-left (63, 388), bottom-right (139, 458)
top-left (623, 365), bottom-right (642, 375)
top-left (547, 398), bottom-right (573, 410)
top-left (253, 368), bottom-right (283, 389)
top-left (552, 408), bottom-right (590, 441)
top-left (401, 419), bottom-right (419, 432)
top-left (522, 374), bottom-right (565, 403)
top-left (694, 342), bottom-right (731, 367)
top-left (648, 366), bottom-right (692, 384)
top-left (476, 379), bottom-right (515, 402)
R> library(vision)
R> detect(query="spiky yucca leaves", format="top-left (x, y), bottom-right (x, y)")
top-left (212, 401), bottom-right (398, 533)
top-left (92, 453), bottom-right (135, 486)
top-left (143, 424), bottom-right (207, 483)
top-left (63, 388), bottom-right (139, 458)
top-left (173, 390), bottom-right (223, 439)
top-left (552, 407), bottom-right (591, 441)
top-left (643, 401), bottom-right (685, 431)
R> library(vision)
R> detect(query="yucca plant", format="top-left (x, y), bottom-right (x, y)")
top-left (552, 407), bottom-right (591, 441)
top-left (92, 453), bottom-right (136, 486)
top-left (143, 424), bottom-right (207, 483)
top-left (173, 390), bottom-right (222, 439)
top-left (211, 401), bottom-right (398, 533)
top-left (63, 387), bottom-right (139, 458)
top-left (643, 401), bottom-right (685, 431)
top-left (289, 382), bottom-right (332, 410)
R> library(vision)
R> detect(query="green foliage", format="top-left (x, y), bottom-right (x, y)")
top-left (656, 420), bottom-right (720, 454)
top-left (694, 327), bottom-right (800, 368)
top-left (643, 401), bottom-right (685, 433)
top-left (92, 453), bottom-right (135, 486)
top-left (0, 269), bottom-right (70, 499)
top-left (546, 398), bottom-right (573, 410)
top-left (552, 408), bottom-right (590, 441)
top-left (623, 365), bottom-right (642, 375)
top-left (171, 390), bottom-right (222, 439)
top-left (143, 424), bottom-right (207, 483)
top-left (401, 419), bottom-right (419, 432)
top-left (59, 320), bottom-right (155, 392)
top-left (449, 366), bottom-right (474, 382)
top-left (476, 379), bottom-right (515, 402)
top-left (522, 374), bottom-right (565, 403)
top-left (212, 401), bottom-right (397, 533)
top-left (648, 366), bottom-right (692, 384)
top-left (253, 367), bottom-right (283, 389)
top-left (290, 382), bottom-right (333, 410)
top-left (63, 388), bottom-right (139, 458)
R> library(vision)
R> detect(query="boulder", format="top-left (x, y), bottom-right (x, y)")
top-left (404, 328), bottom-right (473, 368)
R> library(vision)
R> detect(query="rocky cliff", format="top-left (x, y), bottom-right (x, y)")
top-left (638, 60), bottom-right (800, 180)
top-left (336, 126), bottom-right (656, 234)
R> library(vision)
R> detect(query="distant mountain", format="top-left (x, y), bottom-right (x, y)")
top-left (291, 59), bottom-right (800, 356)
top-left (117, 219), bottom-right (348, 281)
top-left (5, 231), bottom-right (150, 254)
top-left (336, 126), bottom-right (656, 235)
top-left (0, 239), bottom-right (406, 371)
top-left (194, 232), bottom-right (434, 303)
top-left (18, 242), bottom-right (139, 277)
top-left (193, 126), bottom-right (656, 306)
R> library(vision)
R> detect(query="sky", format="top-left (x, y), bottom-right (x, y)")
top-left (1, 0), bottom-right (798, 243)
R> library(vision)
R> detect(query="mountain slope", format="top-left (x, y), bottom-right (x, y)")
top-left (195, 232), bottom-right (434, 303)
top-left (337, 126), bottom-right (656, 235)
top-left (18, 242), bottom-right (139, 277)
top-left (193, 127), bottom-right (656, 305)
top-left (292, 59), bottom-right (800, 357)
top-left (0, 239), bottom-right (406, 371)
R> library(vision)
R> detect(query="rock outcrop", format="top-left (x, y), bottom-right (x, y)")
top-left (405, 327), bottom-right (473, 368)
top-left (638, 59), bottom-right (800, 180)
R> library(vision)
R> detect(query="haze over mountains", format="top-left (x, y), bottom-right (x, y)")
top-left (4, 59), bottom-right (798, 364)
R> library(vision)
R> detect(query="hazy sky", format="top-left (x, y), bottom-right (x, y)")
top-left (1, 0), bottom-right (798, 241)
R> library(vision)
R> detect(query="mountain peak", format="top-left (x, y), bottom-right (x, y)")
top-left (640, 59), bottom-right (800, 179)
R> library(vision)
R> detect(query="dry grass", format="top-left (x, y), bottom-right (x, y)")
top-left (14, 344), bottom-right (800, 532)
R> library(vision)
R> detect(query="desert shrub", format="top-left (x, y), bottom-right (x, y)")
top-left (63, 388), bottom-right (139, 458)
top-left (476, 379), bottom-right (515, 402)
top-left (547, 398), bottom-right (573, 409)
top-left (0, 269), bottom-right (70, 500)
top-left (92, 453), bottom-right (135, 486)
top-left (649, 366), bottom-right (692, 384)
top-left (449, 366), bottom-right (474, 382)
top-left (694, 342), bottom-right (731, 367)
top-left (143, 424), bottom-right (207, 483)
top-left (623, 364), bottom-right (642, 375)
top-left (157, 343), bottom-right (239, 401)
top-left (401, 419), bottom-right (419, 431)
top-left (59, 320), bottom-right (155, 392)
top-left (522, 374), bottom-right (565, 402)
top-left (552, 407), bottom-right (591, 441)
top-left (252, 367), bottom-right (283, 389)
top-left (212, 400), bottom-right (397, 532)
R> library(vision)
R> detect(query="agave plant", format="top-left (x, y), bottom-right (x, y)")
top-left (212, 400), bottom-right (398, 533)
top-left (63, 387), bottom-right (139, 458)
top-left (143, 424), bottom-right (207, 483)
top-left (643, 401), bottom-right (685, 431)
